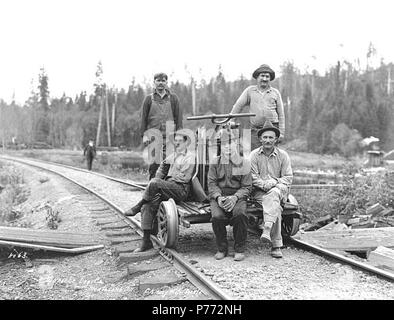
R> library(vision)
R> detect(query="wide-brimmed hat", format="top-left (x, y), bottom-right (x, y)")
top-left (252, 64), bottom-right (275, 80)
top-left (257, 120), bottom-right (280, 138)
top-left (168, 130), bottom-right (193, 146)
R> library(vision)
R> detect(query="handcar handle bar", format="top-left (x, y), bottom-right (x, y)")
top-left (187, 113), bottom-right (256, 124)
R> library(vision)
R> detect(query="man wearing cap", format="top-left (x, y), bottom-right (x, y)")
top-left (125, 131), bottom-right (195, 252)
top-left (140, 72), bottom-right (183, 180)
top-left (250, 120), bottom-right (293, 258)
top-left (230, 64), bottom-right (285, 151)
top-left (208, 127), bottom-right (252, 261)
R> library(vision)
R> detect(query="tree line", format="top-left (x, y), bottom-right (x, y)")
top-left (1, 55), bottom-right (394, 156)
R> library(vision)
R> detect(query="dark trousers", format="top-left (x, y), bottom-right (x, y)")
top-left (86, 157), bottom-right (93, 171)
top-left (148, 163), bottom-right (160, 180)
top-left (141, 178), bottom-right (188, 230)
top-left (210, 199), bottom-right (248, 253)
top-left (148, 138), bottom-right (167, 180)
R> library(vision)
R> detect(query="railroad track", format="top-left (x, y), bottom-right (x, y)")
top-left (1, 155), bottom-right (393, 299)
top-left (0, 155), bottom-right (232, 300)
top-left (288, 238), bottom-right (394, 281)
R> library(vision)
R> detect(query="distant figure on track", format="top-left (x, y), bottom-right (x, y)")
top-left (207, 127), bottom-right (252, 261)
top-left (250, 120), bottom-right (293, 258)
top-left (125, 131), bottom-right (195, 252)
top-left (140, 72), bottom-right (183, 180)
top-left (83, 140), bottom-right (96, 171)
top-left (230, 64), bottom-right (285, 151)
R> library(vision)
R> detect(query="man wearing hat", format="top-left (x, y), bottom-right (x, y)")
top-left (208, 127), bottom-right (252, 261)
top-left (230, 64), bottom-right (285, 151)
top-left (125, 131), bottom-right (195, 252)
top-left (140, 72), bottom-right (183, 180)
top-left (250, 120), bottom-right (293, 258)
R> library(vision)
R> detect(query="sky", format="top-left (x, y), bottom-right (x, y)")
top-left (0, 0), bottom-right (393, 104)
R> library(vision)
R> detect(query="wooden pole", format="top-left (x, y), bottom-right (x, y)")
top-left (96, 95), bottom-right (104, 147)
top-left (388, 68), bottom-right (391, 96)
top-left (287, 96), bottom-right (291, 139)
top-left (0, 105), bottom-right (3, 152)
top-left (344, 69), bottom-right (348, 92)
top-left (191, 78), bottom-right (196, 115)
top-left (105, 86), bottom-right (111, 147)
top-left (111, 90), bottom-right (116, 138)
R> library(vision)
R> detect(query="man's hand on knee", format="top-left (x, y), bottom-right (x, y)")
top-left (217, 196), bottom-right (226, 209)
top-left (263, 178), bottom-right (277, 192)
top-left (223, 195), bottom-right (237, 212)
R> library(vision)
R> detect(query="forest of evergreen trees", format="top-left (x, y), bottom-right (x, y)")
top-left (1, 55), bottom-right (394, 157)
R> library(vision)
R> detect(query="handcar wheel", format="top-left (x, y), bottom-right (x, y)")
top-left (281, 216), bottom-right (301, 238)
top-left (157, 198), bottom-right (179, 248)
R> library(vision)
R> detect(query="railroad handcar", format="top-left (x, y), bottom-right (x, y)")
top-left (156, 113), bottom-right (302, 248)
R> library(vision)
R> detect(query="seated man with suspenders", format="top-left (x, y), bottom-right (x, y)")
top-left (126, 131), bottom-right (195, 252)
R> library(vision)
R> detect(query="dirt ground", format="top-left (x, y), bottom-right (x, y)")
top-left (0, 163), bottom-right (140, 299)
top-left (0, 164), bottom-right (203, 300)
top-left (1, 160), bottom-right (393, 300)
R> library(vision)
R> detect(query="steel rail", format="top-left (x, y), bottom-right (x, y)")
top-left (0, 155), bottom-right (147, 190)
top-left (3, 156), bottom-right (344, 191)
top-left (4, 156), bottom-right (392, 284)
top-left (289, 237), bottom-right (394, 282)
top-left (0, 155), bottom-right (233, 300)
top-left (291, 184), bottom-right (344, 189)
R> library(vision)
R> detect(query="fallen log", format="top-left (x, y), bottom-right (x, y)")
top-left (366, 203), bottom-right (385, 217)
top-left (304, 214), bottom-right (334, 231)
top-left (316, 220), bottom-right (349, 232)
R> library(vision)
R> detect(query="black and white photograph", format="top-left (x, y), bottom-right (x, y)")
top-left (0, 0), bottom-right (394, 306)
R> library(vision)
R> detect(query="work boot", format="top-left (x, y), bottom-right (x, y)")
top-left (234, 252), bottom-right (245, 261)
top-left (134, 230), bottom-right (153, 253)
top-left (214, 251), bottom-right (227, 260)
top-left (151, 219), bottom-right (158, 236)
top-left (260, 226), bottom-right (272, 243)
top-left (271, 247), bottom-right (283, 259)
top-left (124, 199), bottom-right (146, 216)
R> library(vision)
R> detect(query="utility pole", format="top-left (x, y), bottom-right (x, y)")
top-left (311, 72), bottom-right (315, 103)
top-left (287, 96), bottom-right (291, 139)
top-left (96, 95), bottom-right (104, 147)
top-left (191, 77), bottom-right (197, 115)
top-left (0, 105), bottom-right (4, 152)
top-left (111, 89), bottom-right (117, 139)
top-left (344, 69), bottom-right (348, 92)
top-left (105, 85), bottom-right (111, 147)
top-left (388, 67), bottom-right (392, 96)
